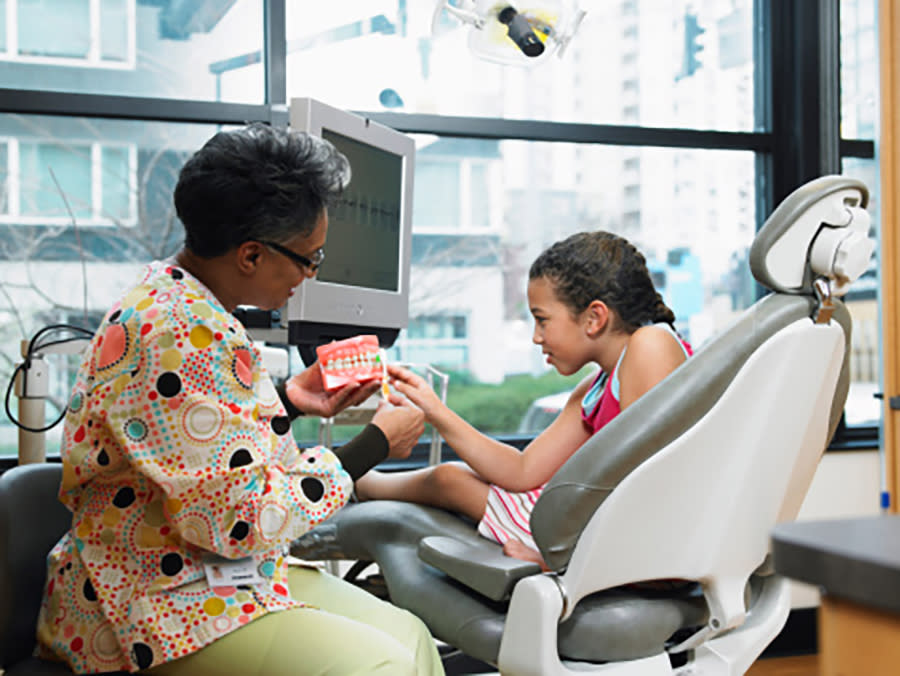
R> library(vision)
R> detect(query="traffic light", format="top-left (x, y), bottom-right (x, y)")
top-left (678, 11), bottom-right (705, 80)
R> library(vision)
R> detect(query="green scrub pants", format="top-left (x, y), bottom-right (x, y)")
top-left (145, 565), bottom-right (445, 676)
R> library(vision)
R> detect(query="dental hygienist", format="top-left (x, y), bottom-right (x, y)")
top-left (36, 123), bottom-right (444, 676)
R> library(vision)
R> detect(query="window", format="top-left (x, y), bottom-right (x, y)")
top-left (5, 137), bottom-right (136, 226)
top-left (392, 315), bottom-right (469, 373)
top-left (841, 0), bottom-right (877, 138)
top-left (0, 2), bottom-right (880, 456)
top-left (285, 3), bottom-right (756, 131)
top-left (0, 0), bottom-right (6, 53)
top-left (0, 140), bottom-right (7, 215)
top-left (0, 0), bottom-right (264, 103)
top-left (12, 0), bottom-right (128, 65)
top-left (100, 0), bottom-right (129, 62)
top-left (412, 144), bottom-right (500, 233)
top-left (413, 160), bottom-right (459, 229)
top-left (408, 315), bottom-right (467, 340)
top-left (470, 163), bottom-right (490, 229)
top-left (839, 1), bottom-right (880, 435)
top-left (841, 156), bottom-right (880, 429)
top-left (0, 116), bottom-right (218, 457)
top-left (395, 140), bottom-right (756, 419)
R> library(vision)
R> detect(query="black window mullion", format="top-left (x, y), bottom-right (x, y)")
top-left (766, 0), bottom-right (842, 207)
top-left (264, 0), bottom-right (288, 127)
top-left (355, 111), bottom-right (772, 152)
top-left (0, 88), bottom-right (276, 126)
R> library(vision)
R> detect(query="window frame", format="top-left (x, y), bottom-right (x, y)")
top-left (0, 0), bottom-right (879, 462)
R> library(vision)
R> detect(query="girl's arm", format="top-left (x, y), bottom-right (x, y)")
top-left (388, 365), bottom-right (594, 492)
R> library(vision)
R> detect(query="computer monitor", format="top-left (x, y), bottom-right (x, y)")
top-left (287, 97), bottom-right (415, 365)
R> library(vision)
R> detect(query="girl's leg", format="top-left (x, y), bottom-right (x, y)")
top-left (502, 539), bottom-right (549, 571)
top-left (144, 566), bottom-right (444, 676)
top-left (355, 461), bottom-right (491, 522)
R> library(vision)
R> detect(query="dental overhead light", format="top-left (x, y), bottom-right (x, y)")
top-left (432, 0), bottom-right (587, 66)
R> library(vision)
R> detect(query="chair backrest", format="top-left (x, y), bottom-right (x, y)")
top-left (0, 463), bottom-right (69, 669)
top-left (530, 175), bottom-right (871, 626)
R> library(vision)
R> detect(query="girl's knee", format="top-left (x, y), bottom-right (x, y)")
top-left (426, 462), bottom-right (470, 493)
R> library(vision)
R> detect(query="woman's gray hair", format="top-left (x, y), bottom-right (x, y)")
top-left (174, 123), bottom-right (351, 257)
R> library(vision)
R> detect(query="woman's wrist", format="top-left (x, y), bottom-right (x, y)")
top-left (275, 381), bottom-right (305, 420)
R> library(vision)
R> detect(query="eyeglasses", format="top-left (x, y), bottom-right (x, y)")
top-left (257, 240), bottom-right (325, 272)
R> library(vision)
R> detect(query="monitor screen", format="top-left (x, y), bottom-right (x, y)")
top-left (316, 129), bottom-right (402, 293)
top-left (286, 98), bottom-right (415, 365)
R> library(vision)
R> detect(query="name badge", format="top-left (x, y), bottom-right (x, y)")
top-left (203, 554), bottom-right (263, 587)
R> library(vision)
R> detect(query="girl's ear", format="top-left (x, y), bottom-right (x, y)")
top-left (584, 300), bottom-right (610, 337)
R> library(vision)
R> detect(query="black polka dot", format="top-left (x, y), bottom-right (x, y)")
top-left (109, 310), bottom-right (121, 323)
top-left (229, 449), bottom-right (253, 468)
top-left (160, 553), bottom-right (183, 576)
top-left (170, 268), bottom-right (184, 280)
top-left (131, 643), bottom-right (154, 670)
top-left (113, 487), bottom-right (135, 508)
top-left (156, 372), bottom-right (182, 397)
top-left (271, 416), bottom-right (290, 435)
top-left (301, 477), bottom-right (324, 502)
top-left (97, 449), bottom-right (110, 466)
top-left (230, 521), bottom-right (250, 541)
top-left (83, 578), bottom-right (97, 602)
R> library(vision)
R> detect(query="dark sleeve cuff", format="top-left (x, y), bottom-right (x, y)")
top-left (274, 381), bottom-right (304, 420)
top-left (335, 423), bottom-right (389, 481)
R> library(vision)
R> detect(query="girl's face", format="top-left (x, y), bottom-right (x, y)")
top-left (528, 276), bottom-right (591, 376)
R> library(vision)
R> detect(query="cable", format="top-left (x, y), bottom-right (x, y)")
top-left (5, 325), bottom-right (95, 434)
top-left (4, 362), bottom-right (69, 433)
top-left (26, 324), bottom-right (93, 363)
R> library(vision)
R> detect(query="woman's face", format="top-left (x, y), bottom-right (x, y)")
top-left (528, 276), bottom-right (590, 376)
top-left (250, 211), bottom-right (328, 310)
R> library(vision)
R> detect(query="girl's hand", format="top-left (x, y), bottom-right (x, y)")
top-left (285, 362), bottom-right (380, 418)
top-left (386, 364), bottom-right (444, 419)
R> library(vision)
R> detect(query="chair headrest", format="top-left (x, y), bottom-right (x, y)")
top-left (750, 175), bottom-right (872, 296)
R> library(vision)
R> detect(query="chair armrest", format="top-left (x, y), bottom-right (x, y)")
top-left (418, 535), bottom-right (541, 601)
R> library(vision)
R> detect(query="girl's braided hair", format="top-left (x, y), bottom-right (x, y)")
top-left (529, 231), bottom-right (675, 332)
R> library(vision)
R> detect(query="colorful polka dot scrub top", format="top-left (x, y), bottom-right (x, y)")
top-left (36, 261), bottom-right (353, 673)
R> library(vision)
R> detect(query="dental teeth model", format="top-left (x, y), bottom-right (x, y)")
top-left (316, 334), bottom-right (388, 393)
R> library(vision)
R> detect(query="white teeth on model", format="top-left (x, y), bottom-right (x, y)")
top-left (322, 350), bottom-right (384, 375)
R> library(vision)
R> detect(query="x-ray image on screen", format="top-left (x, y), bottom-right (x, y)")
top-left (317, 129), bottom-right (402, 293)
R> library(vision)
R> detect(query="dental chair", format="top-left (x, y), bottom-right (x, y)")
top-left (290, 175), bottom-right (874, 675)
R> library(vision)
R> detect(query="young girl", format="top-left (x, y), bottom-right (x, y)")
top-left (356, 231), bottom-right (692, 568)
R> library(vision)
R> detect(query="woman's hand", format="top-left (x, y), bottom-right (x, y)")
top-left (284, 362), bottom-right (380, 418)
top-left (386, 364), bottom-right (445, 420)
top-left (371, 394), bottom-right (426, 460)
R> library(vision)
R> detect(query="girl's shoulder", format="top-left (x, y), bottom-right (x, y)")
top-left (620, 324), bottom-right (690, 378)
top-left (628, 323), bottom-right (687, 354)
